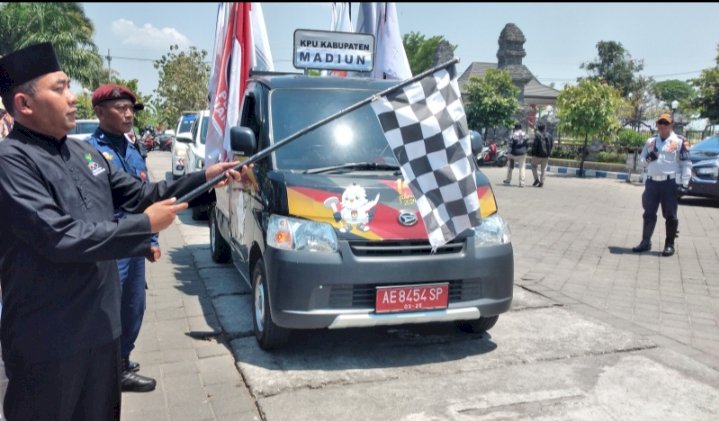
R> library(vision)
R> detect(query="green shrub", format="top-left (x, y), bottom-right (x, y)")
top-left (616, 129), bottom-right (646, 152)
top-left (596, 151), bottom-right (626, 163)
top-left (551, 146), bottom-right (579, 160)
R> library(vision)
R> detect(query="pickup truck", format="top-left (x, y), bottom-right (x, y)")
top-left (210, 74), bottom-right (514, 350)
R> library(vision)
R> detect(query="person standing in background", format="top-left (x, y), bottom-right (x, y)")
top-left (86, 83), bottom-right (158, 393)
top-left (631, 113), bottom-right (692, 256)
top-left (503, 123), bottom-right (529, 187)
top-left (531, 123), bottom-right (553, 187)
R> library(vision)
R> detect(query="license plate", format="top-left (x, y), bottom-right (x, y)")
top-left (375, 283), bottom-right (449, 314)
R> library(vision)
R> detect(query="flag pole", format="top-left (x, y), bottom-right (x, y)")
top-left (177, 57), bottom-right (460, 204)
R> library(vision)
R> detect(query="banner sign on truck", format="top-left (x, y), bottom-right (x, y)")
top-left (293, 29), bottom-right (374, 72)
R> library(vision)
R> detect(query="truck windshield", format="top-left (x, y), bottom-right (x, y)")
top-left (270, 89), bottom-right (397, 171)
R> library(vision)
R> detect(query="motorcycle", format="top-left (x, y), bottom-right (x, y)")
top-left (477, 141), bottom-right (508, 167)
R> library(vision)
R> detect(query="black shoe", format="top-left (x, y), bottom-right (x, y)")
top-left (128, 360), bottom-right (140, 373)
top-left (121, 371), bottom-right (156, 392)
top-left (662, 241), bottom-right (675, 257)
top-left (632, 239), bottom-right (651, 253)
top-left (533, 179), bottom-right (540, 186)
top-left (538, 182), bottom-right (543, 188)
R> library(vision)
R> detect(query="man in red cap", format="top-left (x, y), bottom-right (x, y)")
top-left (0, 42), bottom-right (247, 420)
top-left (86, 83), bottom-right (157, 393)
top-left (632, 113), bottom-right (692, 256)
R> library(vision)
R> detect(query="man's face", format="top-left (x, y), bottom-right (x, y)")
top-left (95, 99), bottom-right (135, 135)
top-left (21, 71), bottom-right (76, 139)
top-left (657, 121), bottom-right (672, 138)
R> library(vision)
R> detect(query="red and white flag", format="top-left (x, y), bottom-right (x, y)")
top-left (206, 2), bottom-right (271, 166)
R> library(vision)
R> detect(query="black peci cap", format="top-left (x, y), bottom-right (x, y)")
top-left (0, 42), bottom-right (62, 112)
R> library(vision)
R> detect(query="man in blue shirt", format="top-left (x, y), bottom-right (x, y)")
top-left (85, 83), bottom-right (158, 392)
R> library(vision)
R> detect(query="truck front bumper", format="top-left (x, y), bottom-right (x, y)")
top-left (264, 238), bottom-right (514, 329)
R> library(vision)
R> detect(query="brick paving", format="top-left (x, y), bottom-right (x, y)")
top-left (485, 166), bottom-right (719, 367)
top-left (117, 154), bottom-right (719, 419)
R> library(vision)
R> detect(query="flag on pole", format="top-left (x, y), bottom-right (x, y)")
top-left (206, 2), bottom-right (270, 166)
top-left (370, 63), bottom-right (480, 250)
top-left (327, 3), bottom-right (354, 77)
top-left (250, 2), bottom-right (274, 72)
top-left (356, 2), bottom-right (411, 80)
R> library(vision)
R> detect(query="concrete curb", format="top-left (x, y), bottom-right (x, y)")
top-left (510, 162), bottom-right (643, 182)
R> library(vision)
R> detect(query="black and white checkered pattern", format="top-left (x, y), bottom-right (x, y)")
top-left (371, 64), bottom-right (481, 250)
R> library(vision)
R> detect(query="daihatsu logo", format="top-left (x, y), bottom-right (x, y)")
top-left (398, 211), bottom-right (418, 227)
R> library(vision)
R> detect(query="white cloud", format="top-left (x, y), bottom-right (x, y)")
top-left (111, 19), bottom-right (190, 50)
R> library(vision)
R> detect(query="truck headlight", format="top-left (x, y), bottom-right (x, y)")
top-left (474, 214), bottom-right (511, 248)
top-left (267, 215), bottom-right (338, 253)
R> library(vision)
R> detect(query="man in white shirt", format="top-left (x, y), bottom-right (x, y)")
top-left (632, 113), bottom-right (692, 256)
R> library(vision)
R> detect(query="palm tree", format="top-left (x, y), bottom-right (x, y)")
top-left (0, 3), bottom-right (106, 89)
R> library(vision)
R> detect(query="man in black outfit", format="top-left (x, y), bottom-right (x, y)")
top-left (0, 42), bottom-right (246, 420)
top-left (531, 123), bottom-right (553, 187)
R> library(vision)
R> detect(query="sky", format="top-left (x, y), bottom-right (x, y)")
top-left (81, 2), bottom-right (719, 100)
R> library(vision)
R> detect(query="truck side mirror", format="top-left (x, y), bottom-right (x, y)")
top-left (469, 131), bottom-right (483, 155)
top-left (230, 126), bottom-right (257, 157)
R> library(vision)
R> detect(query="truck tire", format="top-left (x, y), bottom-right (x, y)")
top-left (252, 259), bottom-right (290, 350)
top-left (456, 315), bottom-right (499, 333)
top-left (210, 206), bottom-right (231, 263)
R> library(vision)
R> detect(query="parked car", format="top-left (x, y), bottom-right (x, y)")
top-left (67, 119), bottom-right (99, 141)
top-left (181, 109), bottom-right (210, 219)
top-left (171, 112), bottom-right (198, 178)
top-left (682, 135), bottom-right (719, 199)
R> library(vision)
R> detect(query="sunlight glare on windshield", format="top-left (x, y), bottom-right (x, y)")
top-left (333, 124), bottom-right (353, 147)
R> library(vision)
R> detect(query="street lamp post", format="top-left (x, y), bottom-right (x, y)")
top-left (671, 100), bottom-right (679, 123)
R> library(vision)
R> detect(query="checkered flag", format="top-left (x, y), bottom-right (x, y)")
top-left (371, 63), bottom-right (481, 250)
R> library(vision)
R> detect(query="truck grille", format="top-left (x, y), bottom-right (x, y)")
top-left (328, 279), bottom-right (482, 309)
top-left (349, 239), bottom-right (464, 256)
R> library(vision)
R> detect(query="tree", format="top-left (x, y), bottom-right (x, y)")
top-left (691, 45), bottom-right (719, 124)
top-left (653, 80), bottom-right (695, 105)
top-left (624, 75), bottom-right (654, 131)
top-left (581, 41), bottom-right (643, 97)
top-left (464, 69), bottom-right (520, 139)
top-left (402, 32), bottom-right (456, 75)
top-left (557, 79), bottom-right (622, 176)
top-left (75, 92), bottom-right (94, 120)
top-left (152, 45), bottom-right (210, 127)
top-left (0, 3), bottom-right (105, 89)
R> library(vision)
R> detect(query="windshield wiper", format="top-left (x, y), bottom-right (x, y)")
top-left (302, 162), bottom-right (400, 175)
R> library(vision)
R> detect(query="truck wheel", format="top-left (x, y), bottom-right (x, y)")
top-left (210, 207), bottom-right (230, 263)
top-left (252, 259), bottom-right (290, 350)
top-left (456, 315), bottom-right (499, 333)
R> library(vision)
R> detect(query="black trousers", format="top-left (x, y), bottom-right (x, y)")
top-left (642, 178), bottom-right (678, 223)
top-left (3, 339), bottom-right (121, 421)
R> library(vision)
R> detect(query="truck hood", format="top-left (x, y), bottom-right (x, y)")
top-left (283, 172), bottom-right (497, 241)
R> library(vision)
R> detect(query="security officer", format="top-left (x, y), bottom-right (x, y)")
top-left (0, 42), bottom-right (245, 420)
top-left (632, 113), bottom-right (691, 256)
top-left (86, 83), bottom-right (157, 392)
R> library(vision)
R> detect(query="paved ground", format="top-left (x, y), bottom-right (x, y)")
top-left (119, 154), bottom-right (260, 421)
top-left (115, 152), bottom-right (719, 420)
top-left (492, 166), bottom-right (719, 367)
